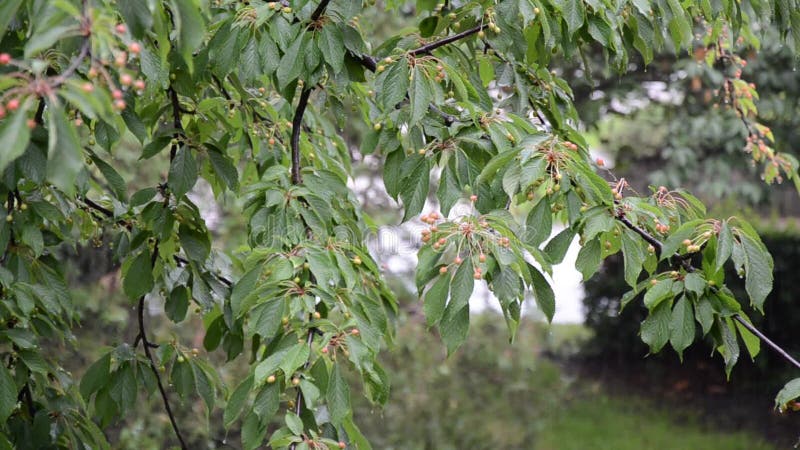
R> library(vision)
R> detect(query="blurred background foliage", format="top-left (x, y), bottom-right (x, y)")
top-left (46, 2), bottom-right (800, 448)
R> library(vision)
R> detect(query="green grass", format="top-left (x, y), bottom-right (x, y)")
top-left (536, 393), bottom-right (775, 450)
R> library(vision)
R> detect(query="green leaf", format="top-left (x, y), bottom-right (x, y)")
top-left (47, 103), bottom-right (84, 196)
top-left (423, 274), bottom-right (449, 326)
top-left (224, 375), bottom-right (253, 429)
top-left (719, 317), bottom-right (740, 377)
top-left (0, 0), bottom-right (23, 40)
top-left (168, 146), bottom-right (198, 199)
top-left (327, 363), bottom-right (351, 426)
top-left (575, 239), bottom-right (601, 281)
top-left (80, 353), bottom-right (111, 400)
top-left (319, 25), bottom-right (345, 74)
top-left (525, 198), bottom-right (552, 248)
top-left (379, 60), bottom-right (410, 110)
top-left (660, 220), bottom-right (701, 260)
top-left (529, 264), bottom-right (555, 322)
top-left (248, 299), bottom-right (285, 340)
top-left (621, 230), bottom-right (645, 287)
top-left (716, 221), bottom-right (733, 271)
top-left (123, 250), bottom-right (154, 300)
top-left (683, 272), bottom-right (705, 295)
top-left (695, 298), bottom-right (714, 336)
top-left (734, 318), bottom-right (761, 361)
top-left (0, 101), bottom-right (31, 173)
top-left (669, 296), bottom-right (695, 359)
top-left (278, 343), bottom-right (310, 384)
top-left (641, 299), bottom-right (671, 353)
top-left (0, 364), bottom-right (17, 424)
top-left (439, 305), bottom-right (469, 356)
top-left (544, 227), bottom-right (575, 264)
top-left (174, 0), bottom-right (206, 70)
top-left (89, 154), bottom-right (127, 200)
top-left (400, 156), bottom-right (430, 222)
top-left (409, 66), bottom-right (431, 125)
top-left (207, 146), bottom-right (239, 192)
top-left (775, 378), bottom-right (800, 410)
top-left (178, 223), bottom-right (210, 262)
top-left (739, 232), bottom-right (773, 312)
top-left (277, 34), bottom-right (308, 89)
top-left (643, 279), bottom-right (674, 309)
top-left (557, 0), bottom-right (585, 34)
top-left (165, 285), bottom-right (189, 322)
top-left (448, 258), bottom-right (474, 313)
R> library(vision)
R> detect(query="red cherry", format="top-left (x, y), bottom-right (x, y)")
top-left (112, 89), bottom-right (123, 100)
top-left (596, 158), bottom-right (605, 167)
top-left (0, 53), bottom-right (10, 65)
top-left (133, 79), bottom-right (145, 91)
top-left (114, 99), bottom-right (126, 110)
top-left (6, 99), bottom-right (20, 111)
top-left (26, 119), bottom-right (36, 129)
top-left (128, 42), bottom-right (141, 54)
top-left (115, 24), bottom-right (127, 34)
top-left (470, 194), bottom-right (478, 202)
top-left (120, 74), bottom-right (133, 86)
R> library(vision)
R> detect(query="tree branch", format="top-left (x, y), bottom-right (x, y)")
top-left (614, 209), bottom-right (800, 370)
top-left (409, 24), bottom-right (489, 56)
top-left (310, 0), bottom-right (332, 21)
top-left (168, 87), bottom-right (183, 161)
top-left (291, 88), bottom-right (312, 185)
top-left (134, 243), bottom-right (188, 450)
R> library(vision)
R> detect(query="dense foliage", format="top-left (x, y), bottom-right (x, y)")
top-left (1, 0), bottom-right (800, 448)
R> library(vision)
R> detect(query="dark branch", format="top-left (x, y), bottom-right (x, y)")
top-left (290, 88), bottom-right (312, 185)
top-left (135, 243), bottom-right (188, 450)
top-left (168, 87), bottom-right (183, 161)
top-left (310, 0), bottom-right (332, 21)
top-left (409, 23), bottom-right (489, 56)
top-left (733, 316), bottom-right (800, 370)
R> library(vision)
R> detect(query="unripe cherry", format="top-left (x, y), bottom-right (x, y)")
top-left (115, 24), bottom-right (127, 34)
top-left (0, 106), bottom-right (5, 119)
top-left (682, 239), bottom-right (692, 247)
top-left (82, 82), bottom-right (94, 93)
top-left (479, 253), bottom-right (487, 262)
top-left (134, 79), bottom-right (146, 91)
top-left (439, 266), bottom-right (448, 274)
top-left (112, 89), bottom-right (123, 100)
top-left (120, 74), bottom-right (133, 86)
top-left (6, 99), bottom-right (20, 111)
top-left (338, 442), bottom-right (346, 449)
top-left (321, 346), bottom-right (329, 354)
top-left (114, 99), bottom-right (126, 110)
top-left (470, 194), bottom-right (478, 202)
top-left (128, 42), bottom-right (141, 54)
top-left (596, 158), bottom-right (605, 167)
top-left (267, 375), bottom-right (276, 383)
top-left (26, 119), bottom-right (36, 129)
top-left (473, 271), bottom-right (482, 280)
top-left (351, 328), bottom-right (360, 336)
top-left (0, 53), bottom-right (10, 65)
top-left (292, 377), bottom-right (301, 386)
top-left (454, 256), bottom-right (463, 265)
top-left (437, 238), bottom-right (446, 245)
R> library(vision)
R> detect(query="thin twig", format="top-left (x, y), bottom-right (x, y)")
top-left (135, 244), bottom-right (188, 450)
